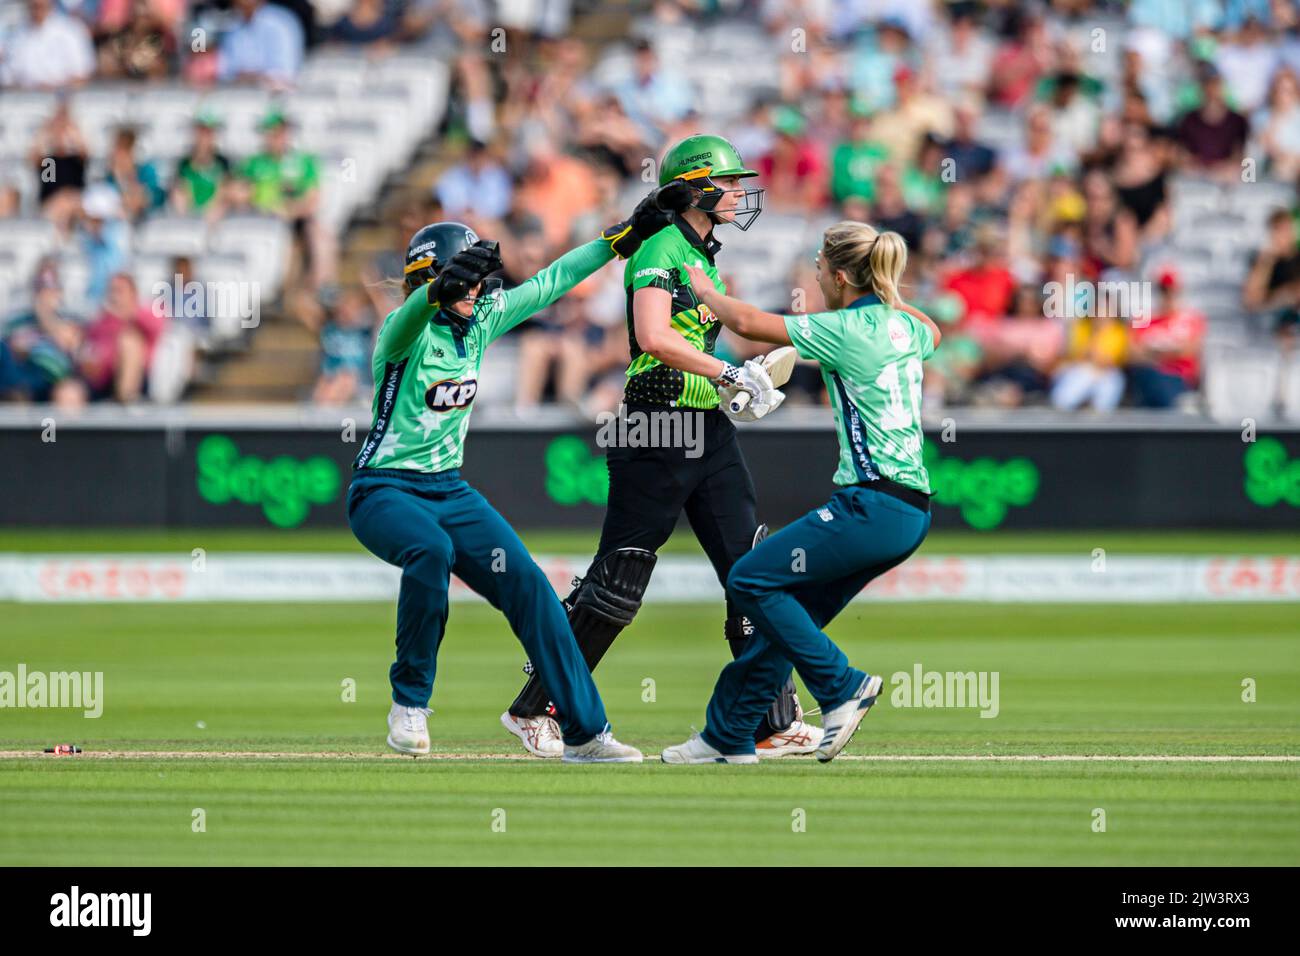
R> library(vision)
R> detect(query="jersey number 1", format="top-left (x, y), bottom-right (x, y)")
top-left (876, 358), bottom-right (923, 431)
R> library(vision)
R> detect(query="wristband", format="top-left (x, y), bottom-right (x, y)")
top-left (714, 363), bottom-right (742, 387)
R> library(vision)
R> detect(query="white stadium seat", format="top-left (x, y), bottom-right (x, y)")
top-left (1204, 348), bottom-right (1283, 422)
top-left (135, 215), bottom-right (210, 257)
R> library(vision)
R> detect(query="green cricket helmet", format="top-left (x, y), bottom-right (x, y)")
top-left (658, 134), bottom-right (764, 231)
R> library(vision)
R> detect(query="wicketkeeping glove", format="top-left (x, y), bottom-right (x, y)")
top-left (428, 240), bottom-right (502, 308)
top-left (599, 179), bottom-right (698, 259)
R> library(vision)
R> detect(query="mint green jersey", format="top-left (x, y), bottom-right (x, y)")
top-left (784, 294), bottom-right (936, 493)
top-left (354, 239), bottom-right (614, 473)
top-left (623, 219), bottom-right (725, 409)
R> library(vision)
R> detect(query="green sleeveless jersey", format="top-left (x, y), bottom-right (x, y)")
top-left (355, 239), bottom-right (614, 473)
top-left (623, 217), bottom-right (725, 408)
top-left (784, 294), bottom-right (936, 493)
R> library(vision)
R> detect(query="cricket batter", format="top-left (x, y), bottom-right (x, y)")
top-left (502, 134), bottom-right (824, 758)
top-left (349, 179), bottom-right (693, 761)
top-left (662, 221), bottom-right (942, 764)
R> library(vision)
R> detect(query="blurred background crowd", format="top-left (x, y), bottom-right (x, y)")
top-left (1, 0), bottom-right (1299, 420)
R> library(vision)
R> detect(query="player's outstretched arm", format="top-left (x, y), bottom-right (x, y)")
top-left (376, 243), bottom-right (503, 359)
top-left (485, 181), bottom-right (696, 342)
top-left (682, 264), bottom-right (793, 345)
top-left (899, 301), bottom-right (942, 350)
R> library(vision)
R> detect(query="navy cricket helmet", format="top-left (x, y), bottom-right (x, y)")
top-left (403, 222), bottom-right (480, 293)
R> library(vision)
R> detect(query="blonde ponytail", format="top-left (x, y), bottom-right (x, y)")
top-left (821, 221), bottom-right (908, 307)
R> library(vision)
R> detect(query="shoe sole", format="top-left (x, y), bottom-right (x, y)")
top-left (562, 753), bottom-right (644, 764)
top-left (816, 674), bottom-right (883, 763)
top-left (500, 711), bottom-right (563, 759)
top-left (662, 753), bottom-right (759, 764)
top-left (756, 742), bottom-right (821, 759)
top-left (386, 733), bottom-right (430, 756)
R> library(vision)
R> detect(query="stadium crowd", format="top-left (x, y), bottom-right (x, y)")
top-left (0, 0), bottom-right (1298, 418)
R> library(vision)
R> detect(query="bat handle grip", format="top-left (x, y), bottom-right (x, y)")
top-left (729, 390), bottom-right (752, 414)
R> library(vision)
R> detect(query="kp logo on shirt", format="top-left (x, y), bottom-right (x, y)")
top-left (425, 378), bottom-right (478, 412)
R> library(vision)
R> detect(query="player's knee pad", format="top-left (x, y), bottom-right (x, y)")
top-left (571, 547), bottom-right (657, 627)
top-left (564, 548), bottom-right (656, 668)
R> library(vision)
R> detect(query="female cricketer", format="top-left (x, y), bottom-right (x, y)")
top-left (502, 134), bottom-right (824, 758)
top-left (349, 179), bottom-right (692, 762)
top-left (661, 221), bottom-right (943, 764)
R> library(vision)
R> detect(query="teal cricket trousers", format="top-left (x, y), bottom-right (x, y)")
top-left (702, 484), bottom-right (931, 755)
top-left (347, 467), bottom-right (609, 745)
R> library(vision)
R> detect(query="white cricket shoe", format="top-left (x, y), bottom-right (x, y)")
top-left (500, 711), bottom-right (564, 758)
top-left (755, 719), bottom-right (825, 758)
top-left (661, 732), bottom-right (758, 765)
top-left (387, 703), bottom-right (432, 755)
top-left (562, 729), bottom-right (643, 763)
top-left (816, 673), bottom-right (883, 763)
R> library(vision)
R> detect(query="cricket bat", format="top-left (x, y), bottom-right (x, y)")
top-left (730, 346), bottom-right (798, 414)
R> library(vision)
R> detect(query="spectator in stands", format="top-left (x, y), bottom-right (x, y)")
top-left (326, 0), bottom-right (403, 49)
top-left (901, 133), bottom-right (949, 217)
top-left (28, 97), bottom-right (89, 236)
top-left (1081, 169), bottom-right (1139, 273)
top-left (435, 140), bottom-right (513, 223)
top-left (105, 127), bottom-right (166, 222)
top-left (218, 0), bottom-right (305, 89)
top-left (756, 107), bottom-right (827, 212)
top-left (507, 226), bottom-right (592, 412)
top-left (980, 283), bottom-right (1065, 408)
top-left (512, 139), bottom-right (599, 249)
top-left (235, 110), bottom-right (334, 290)
top-left (1244, 208), bottom-right (1300, 345)
top-left (1110, 120), bottom-right (1172, 245)
top-left (77, 184), bottom-right (130, 313)
top-left (1254, 67), bottom-right (1300, 181)
top-left (1004, 104), bottom-right (1076, 183)
top-left (0, 260), bottom-right (87, 408)
top-left (574, 93), bottom-right (654, 180)
top-left (93, 0), bottom-right (180, 80)
top-left (870, 164), bottom-right (925, 251)
top-left (942, 98), bottom-right (997, 184)
top-left (1216, 14), bottom-right (1280, 114)
top-left (927, 181), bottom-right (982, 262)
top-left (1050, 302), bottom-right (1129, 413)
top-left (313, 287), bottom-right (375, 406)
top-left (988, 8), bottom-right (1051, 110)
top-left (171, 112), bottom-right (234, 220)
top-left (611, 38), bottom-right (694, 142)
top-left (79, 272), bottom-right (168, 403)
top-left (917, 293), bottom-right (980, 412)
top-left (870, 64), bottom-right (953, 169)
top-left (830, 103), bottom-right (888, 205)
top-left (1175, 62), bottom-right (1250, 181)
top-left (0, 0), bottom-right (95, 90)
top-left (1043, 68), bottom-right (1103, 159)
top-left (1128, 268), bottom-right (1206, 409)
top-left (943, 225), bottom-right (1017, 332)
top-left (929, 7), bottom-right (994, 99)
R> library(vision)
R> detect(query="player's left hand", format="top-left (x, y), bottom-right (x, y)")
top-left (599, 180), bottom-right (698, 259)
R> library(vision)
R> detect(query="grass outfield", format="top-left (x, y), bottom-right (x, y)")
top-left (1, 600), bottom-right (1296, 865)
